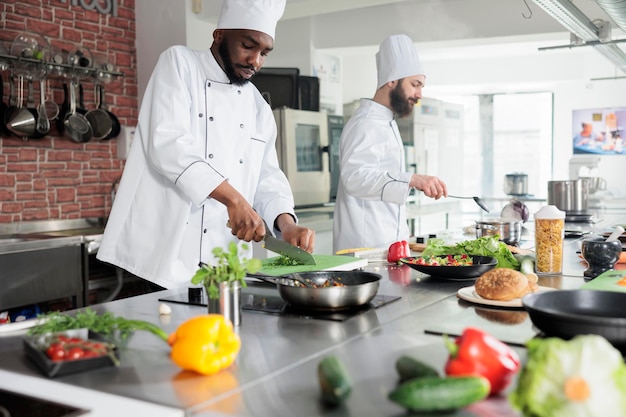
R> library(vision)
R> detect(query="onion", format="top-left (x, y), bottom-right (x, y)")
top-left (501, 199), bottom-right (530, 222)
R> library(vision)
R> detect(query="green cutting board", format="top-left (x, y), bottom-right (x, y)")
top-left (581, 270), bottom-right (626, 292)
top-left (258, 255), bottom-right (368, 276)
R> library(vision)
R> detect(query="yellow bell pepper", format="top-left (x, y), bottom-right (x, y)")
top-left (168, 314), bottom-right (241, 375)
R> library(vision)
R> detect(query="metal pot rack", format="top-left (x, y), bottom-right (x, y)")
top-left (0, 52), bottom-right (123, 80)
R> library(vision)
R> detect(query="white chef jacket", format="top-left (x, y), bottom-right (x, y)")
top-left (97, 46), bottom-right (296, 289)
top-left (333, 99), bottom-right (412, 252)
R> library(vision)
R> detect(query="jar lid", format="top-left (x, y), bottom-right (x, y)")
top-left (534, 205), bottom-right (565, 219)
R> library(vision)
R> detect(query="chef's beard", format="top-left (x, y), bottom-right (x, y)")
top-left (390, 81), bottom-right (415, 118)
top-left (218, 41), bottom-right (251, 86)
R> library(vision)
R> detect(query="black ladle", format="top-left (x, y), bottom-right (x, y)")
top-left (448, 195), bottom-right (490, 213)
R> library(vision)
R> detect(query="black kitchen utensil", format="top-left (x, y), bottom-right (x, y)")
top-left (0, 73), bottom-right (11, 136)
top-left (99, 84), bottom-right (121, 140)
top-left (523, 289), bottom-right (626, 347)
top-left (449, 195), bottom-right (490, 213)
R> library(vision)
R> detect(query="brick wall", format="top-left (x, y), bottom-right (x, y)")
top-left (0, 0), bottom-right (137, 223)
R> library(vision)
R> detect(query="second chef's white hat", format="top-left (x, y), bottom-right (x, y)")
top-left (217, 0), bottom-right (287, 40)
top-left (376, 34), bottom-right (425, 89)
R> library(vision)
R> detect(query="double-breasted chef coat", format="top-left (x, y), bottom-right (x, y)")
top-left (333, 99), bottom-right (412, 252)
top-left (97, 46), bottom-right (296, 289)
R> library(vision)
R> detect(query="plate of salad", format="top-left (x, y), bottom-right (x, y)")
top-left (400, 254), bottom-right (498, 279)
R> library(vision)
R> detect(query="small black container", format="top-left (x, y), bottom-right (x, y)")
top-left (23, 329), bottom-right (119, 378)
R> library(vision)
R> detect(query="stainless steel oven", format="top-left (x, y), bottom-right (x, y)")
top-left (273, 108), bottom-right (330, 207)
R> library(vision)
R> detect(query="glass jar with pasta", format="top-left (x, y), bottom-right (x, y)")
top-left (534, 205), bottom-right (566, 274)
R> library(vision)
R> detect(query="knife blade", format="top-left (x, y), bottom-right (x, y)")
top-left (226, 219), bottom-right (317, 265)
top-left (261, 218), bottom-right (317, 265)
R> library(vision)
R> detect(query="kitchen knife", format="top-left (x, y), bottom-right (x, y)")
top-left (261, 219), bottom-right (317, 265)
top-left (227, 219), bottom-right (317, 265)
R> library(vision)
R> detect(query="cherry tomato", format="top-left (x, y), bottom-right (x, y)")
top-left (46, 343), bottom-right (66, 361)
top-left (67, 347), bottom-right (85, 360)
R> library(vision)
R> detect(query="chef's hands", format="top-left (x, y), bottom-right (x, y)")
top-left (211, 181), bottom-right (265, 242)
top-left (275, 213), bottom-right (315, 253)
top-left (410, 174), bottom-right (448, 199)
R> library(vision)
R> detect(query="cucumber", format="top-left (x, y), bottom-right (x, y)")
top-left (395, 355), bottom-right (439, 382)
top-left (317, 356), bottom-right (352, 406)
top-left (388, 376), bottom-right (490, 412)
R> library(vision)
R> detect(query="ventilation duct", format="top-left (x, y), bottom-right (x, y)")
top-left (531, 0), bottom-right (626, 73)
top-left (594, 0), bottom-right (626, 32)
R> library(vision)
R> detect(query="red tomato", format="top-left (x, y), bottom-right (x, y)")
top-left (67, 347), bottom-right (85, 360)
top-left (46, 343), bottom-right (66, 361)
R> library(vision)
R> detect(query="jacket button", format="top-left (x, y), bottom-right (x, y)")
top-left (239, 159), bottom-right (244, 164)
top-left (209, 116), bottom-right (214, 121)
top-left (199, 113), bottom-right (203, 118)
top-left (208, 154), bottom-right (214, 159)
top-left (237, 90), bottom-right (241, 95)
top-left (239, 123), bottom-right (244, 129)
top-left (207, 82), bottom-right (211, 87)
top-left (203, 229), bottom-right (207, 233)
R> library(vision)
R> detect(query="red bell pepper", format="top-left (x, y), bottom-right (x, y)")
top-left (444, 327), bottom-right (520, 395)
top-left (387, 240), bottom-right (410, 263)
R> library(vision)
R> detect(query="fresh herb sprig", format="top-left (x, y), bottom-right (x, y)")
top-left (28, 308), bottom-right (169, 343)
top-left (191, 241), bottom-right (262, 299)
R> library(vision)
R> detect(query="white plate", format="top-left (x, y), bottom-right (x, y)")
top-left (457, 285), bottom-right (556, 308)
top-left (0, 317), bottom-right (47, 336)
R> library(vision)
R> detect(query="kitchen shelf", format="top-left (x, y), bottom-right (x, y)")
top-left (0, 53), bottom-right (123, 79)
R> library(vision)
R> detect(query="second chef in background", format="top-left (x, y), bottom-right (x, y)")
top-left (333, 34), bottom-right (447, 252)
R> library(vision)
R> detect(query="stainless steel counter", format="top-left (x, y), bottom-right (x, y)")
top-left (0, 212), bottom-right (624, 416)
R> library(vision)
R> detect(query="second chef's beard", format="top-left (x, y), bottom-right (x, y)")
top-left (218, 41), bottom-right (251, 86)
top-left (389, 82), bottom-right (415, 118)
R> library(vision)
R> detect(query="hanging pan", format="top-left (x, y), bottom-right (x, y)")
top-left (26, 78), bottom-right (46, 139)
top-left (0, 74), bottom-right (11, 137)
top-left (85, 83), bottom-right (113, 140)
top-left (62, 81), bottom-right (92, 143)
top-left (99, 84), bottom-right (121, 140)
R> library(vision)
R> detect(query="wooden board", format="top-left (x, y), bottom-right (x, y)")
top-left (258, 255), bottom-right (368, 276)
top-left (581, 270), bottom-right (626, 292)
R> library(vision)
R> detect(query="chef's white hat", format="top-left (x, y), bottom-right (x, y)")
top-left (217, 0), bottom-right (287, 40)
top-left (376, 34), bottom-right (425, 89)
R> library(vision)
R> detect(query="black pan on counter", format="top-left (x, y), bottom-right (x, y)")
top-left (246, 270), bottom-right (381, 310)
top-left (522, 289), bottom-right (626, 346)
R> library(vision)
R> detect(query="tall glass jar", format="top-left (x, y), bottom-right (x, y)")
top-left (534, 205), bottom-right (566, 275)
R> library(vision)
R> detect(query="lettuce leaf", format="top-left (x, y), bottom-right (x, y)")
top-left (421, 236), bottom-right (520, 269)
top-left (510, 335), bottom-right (626, 417)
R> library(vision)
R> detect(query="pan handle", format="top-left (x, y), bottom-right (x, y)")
top-left (245, 273), bottom-right (279, 285)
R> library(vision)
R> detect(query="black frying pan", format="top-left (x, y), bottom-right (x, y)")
top-left (523, 289), bottom-right (626, 346)
top-left (247, 270), bottom-right (381, 310)
top-left (0, 74), bottom-right (11, 137)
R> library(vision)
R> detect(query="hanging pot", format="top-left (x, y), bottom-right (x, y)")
top-left (85, 84), bottom-right (113, 140)
top-left (99, 84), bottom-right (121, 140)
top-left (63, 81), bottom-right (93, 143)
top-left (55, 83), bottom-right (70, 135)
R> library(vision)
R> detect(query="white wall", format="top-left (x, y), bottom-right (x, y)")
top-left (135, 1), bottom-right (626, 197)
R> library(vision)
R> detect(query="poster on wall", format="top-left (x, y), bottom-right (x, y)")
top-left (312, 52), bottom-right (342, 115)
top-left (572, 107), bottom-right (625, 155)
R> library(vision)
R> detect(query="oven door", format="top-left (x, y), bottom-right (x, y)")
top-left (274, 108), bottom-right (330, 207)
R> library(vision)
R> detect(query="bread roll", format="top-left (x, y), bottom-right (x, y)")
top-left (475, 268), bottom-right (538, 301)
